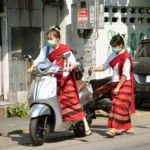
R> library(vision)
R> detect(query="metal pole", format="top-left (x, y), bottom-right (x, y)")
top-left (1, 3), bottom-right (9, 100)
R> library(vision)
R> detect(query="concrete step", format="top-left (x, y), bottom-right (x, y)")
top-left (0, 100), bottom-right (16, 118)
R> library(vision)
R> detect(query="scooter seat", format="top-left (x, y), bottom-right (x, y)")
top-left (76, 80), bottom-right (86, 92)
top-left (90, 76), bottom-right (112, 91)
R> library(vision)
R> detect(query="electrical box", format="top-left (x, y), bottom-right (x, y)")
top-left (77, 0), bottom-right (95, 29)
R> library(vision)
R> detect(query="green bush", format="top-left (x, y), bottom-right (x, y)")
top-left (7, 102), bottom-right (29, 117)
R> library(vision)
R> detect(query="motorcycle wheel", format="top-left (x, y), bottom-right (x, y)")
top-left (29, 116), bottom-right (47, 146)
top-left (135, 99), bottom-right (143, 109)
top-left (73, 121), bottom-right (85, 137)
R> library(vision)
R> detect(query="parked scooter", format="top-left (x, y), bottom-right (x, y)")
top-left (74, 50), bottom-right (84, 80)
top-left (89, 76), bottom-right (112, 114)
top-left (74, 50), bottom-right (112, 114)
top-left (25, 52), bottom-right (94, 146)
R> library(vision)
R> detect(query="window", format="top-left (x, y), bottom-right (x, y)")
top-left (104, 7), bottom-right (150, 24)
top-left (147, 18), bottom-right (150, 23)
top-left (138, 18), bottom-right (144, 23)
top-left (129, 8), bottom-right (136, 14)
top-left (112, 17), bottom-right (118, 22)
top-left (138, 8), bottom-right (145, 14)
top-left (137, 43), bottom-right (150, 57)
top-left (104, 17), bottom-right (109, 22)
top-left (121, 17), bottom-right (127, 23)
top-left (112, 8), bottom-right (118, 13)
top-left (130, 17), bottom-right (136, 23)
top-left (105, 7), bottom-right (109, 13)
top-left (121, 8), bottom-right (127, 13)
top-left (147, 9), bottom-right (150, 14)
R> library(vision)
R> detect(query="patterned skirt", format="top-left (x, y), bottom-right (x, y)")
top-left (57, 76), bottom-right (85, 121)
top-left (107, 80), bottom-right (133, 129)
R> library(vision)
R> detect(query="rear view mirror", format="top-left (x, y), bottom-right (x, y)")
top-left (62, 51), bottom-right (70, 59)
top-left (24, 55), bottom-right (33, 61)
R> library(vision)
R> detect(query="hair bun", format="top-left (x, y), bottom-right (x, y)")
top-left (49, 25), bottom-right (61, 31)
top-left (55, 25), bottom-right (61, 31)
top-left (121, 34), bottom-right (125, 38)
top-left (118, 33), bottom-right (125, 39)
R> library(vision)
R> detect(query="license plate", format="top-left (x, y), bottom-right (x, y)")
top-left (146, 75), bottom-right (150, 83)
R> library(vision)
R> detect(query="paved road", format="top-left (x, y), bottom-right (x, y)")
top-left (0, 110), bottom-right (150, 150)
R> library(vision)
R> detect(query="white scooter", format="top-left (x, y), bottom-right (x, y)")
top-left (26, 52), bottom-right (94, 146)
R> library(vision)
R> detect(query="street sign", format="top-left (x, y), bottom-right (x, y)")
top-left (78, 9), bottom-right (88, 23)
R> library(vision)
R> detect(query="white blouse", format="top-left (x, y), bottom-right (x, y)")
top-left (33, 45), bottom-right (77, 76)
top-left (101, 50), bottom-right (131, 82)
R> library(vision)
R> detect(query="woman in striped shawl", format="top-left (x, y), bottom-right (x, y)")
top-left (92, 34), bottom-right (135, 138)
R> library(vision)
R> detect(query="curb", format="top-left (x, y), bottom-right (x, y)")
top-left (0, 129), bottom-right (29, 137)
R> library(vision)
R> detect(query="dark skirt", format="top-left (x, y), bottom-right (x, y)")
top-left (107, 80), bottom-right (133, 129)
top-left (57, 76), bottom-right (85, 121)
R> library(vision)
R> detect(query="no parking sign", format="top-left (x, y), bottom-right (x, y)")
top-left (78, 9), bottom-right (88, 23)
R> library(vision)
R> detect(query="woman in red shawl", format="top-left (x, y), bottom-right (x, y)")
top-left (91, 34), bottom-right (135, 137)
top-left (27, 25), bottom-right (92, 136)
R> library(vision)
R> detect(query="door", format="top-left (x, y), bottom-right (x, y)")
top-left (10, 27), bottom-right (41, 92)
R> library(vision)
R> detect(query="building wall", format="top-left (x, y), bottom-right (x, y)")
top-left (96, 0), bottom-right (150, 78)
top-left (2, 0), bottom-right (43, 100)
top-left (0, 46), bottom-right (2, 96)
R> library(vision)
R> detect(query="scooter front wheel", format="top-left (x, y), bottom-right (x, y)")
top-left (29, 116), bottom-right (47, 146)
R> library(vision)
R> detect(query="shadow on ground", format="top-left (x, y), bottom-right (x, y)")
top-left (8, 128), bottom-right (108, 147)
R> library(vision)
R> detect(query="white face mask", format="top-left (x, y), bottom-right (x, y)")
top-left (112, 47), bottom-right (120, 53)
top-left (47, 40), bottom-right (56, 47)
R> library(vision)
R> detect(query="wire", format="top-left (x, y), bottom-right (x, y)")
top-left (96, 29), bottom-right (99, 40)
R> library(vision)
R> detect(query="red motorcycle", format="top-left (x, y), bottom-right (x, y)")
top-left (74, 50), bottom-right (112, 121)
top-left (89, 76), bottom-right (112, 114)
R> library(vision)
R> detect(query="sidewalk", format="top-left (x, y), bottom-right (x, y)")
top-left (0, 109), bottom-right (150, 137)
top-left (0, 117), bottom-right (29, 136)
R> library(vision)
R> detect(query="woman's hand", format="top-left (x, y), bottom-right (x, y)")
top-left (63, 67), bottom-right (72, 72)
top-left (92, 68), bottom-right (97, 72)
top-left (89, 66), bottom-right (104, 72)
top-left (26, 64), bottom-right (37, 74)
top-left (89, 67), bottom-right (95, 73)
top-left (113, 87), bottom-right (120, 95)
top-left (26, 67), bottom-right (33, 74)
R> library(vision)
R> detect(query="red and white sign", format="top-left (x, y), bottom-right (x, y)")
top-left (78, 9), bottom-right (88, 23)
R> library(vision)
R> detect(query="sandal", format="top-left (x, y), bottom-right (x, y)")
top-left (105, 131), bottom-right (115, 138)
top-left (85, 129), bottom-right (92, 136)
top-left (120, 131), bottom-right (134, 135)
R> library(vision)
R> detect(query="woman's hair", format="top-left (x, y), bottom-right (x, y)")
top-left (110, 34), bottom-right (125, 47)
top-left (47, 25), bottom-right (61, 39)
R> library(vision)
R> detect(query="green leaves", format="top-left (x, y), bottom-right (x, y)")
top-left (7, 102), bottom-right (29, 117)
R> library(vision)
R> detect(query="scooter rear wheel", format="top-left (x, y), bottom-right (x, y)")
top-left (73, 121), bottom-right (85, 137)
top-left (29, 116), bottom-right (47, 146)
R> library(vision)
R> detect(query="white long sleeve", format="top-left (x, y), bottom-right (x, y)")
top-left (100, 50), bottom-right (131, 82)
top-left (33, 46), bottom-right (76, 77)
top-left (33, 46), bottom-right (54, 65)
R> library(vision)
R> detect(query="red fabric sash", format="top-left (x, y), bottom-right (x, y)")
top-left (48, 44), bottom-right (80, 102)
top-left (109, 51), bottom-right (135, 114)
top-left (48, 44), bottom-right (72, 67)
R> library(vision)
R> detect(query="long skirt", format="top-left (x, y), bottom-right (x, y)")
top-left (57, 76), bottom-right (85, 121)
top-left (107, 80), bottom-right (133, 129)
